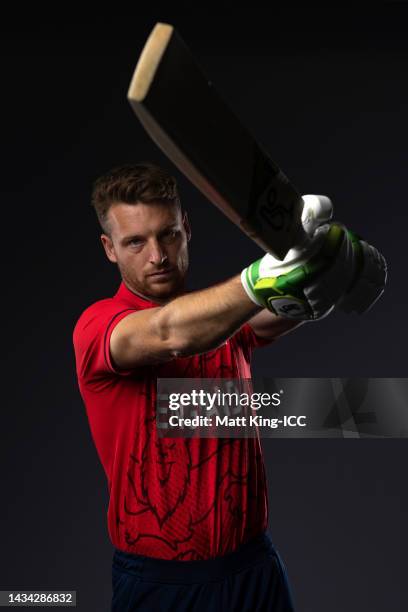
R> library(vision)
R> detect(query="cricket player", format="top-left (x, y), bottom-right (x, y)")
top-left (73, 163), bottom-right (386, 611)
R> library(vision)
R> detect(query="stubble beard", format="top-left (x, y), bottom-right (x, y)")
top-left (118, 260), bottom-right (188, 304)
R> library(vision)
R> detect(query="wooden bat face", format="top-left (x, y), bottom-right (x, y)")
top-left (128, 23), bottom-right (303, 260)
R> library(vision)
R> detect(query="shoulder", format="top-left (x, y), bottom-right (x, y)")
top-left (73, 295), bottom-right (143, 380)
top-left (73, 297), bottom-right (138, 347)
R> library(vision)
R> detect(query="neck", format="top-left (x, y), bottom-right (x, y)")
top-left (122, 280), bottom-right (185, 305)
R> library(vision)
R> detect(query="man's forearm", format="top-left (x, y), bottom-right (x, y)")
top-left (154, 275), bottom-right (261, 357)
top-left (247, 309), bottom-right (304, 340)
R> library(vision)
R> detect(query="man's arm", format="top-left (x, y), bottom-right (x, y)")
top-left (110, 275), bottom-right (262, 369)
top-left (247, 310), bottom-right (304, 341)
top-left (111, 216), bottom-right (386, 369)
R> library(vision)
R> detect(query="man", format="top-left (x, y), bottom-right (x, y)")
top-left (73, 163), bottom-right (386, 611)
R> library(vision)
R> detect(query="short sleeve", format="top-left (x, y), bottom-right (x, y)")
top-left (73, 302), bottom-right (138, 382)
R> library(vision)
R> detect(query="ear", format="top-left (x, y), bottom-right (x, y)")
top-left (182, 211), bottom-right (192, 242)
top-left (100, 234), bottom-right (118, 263)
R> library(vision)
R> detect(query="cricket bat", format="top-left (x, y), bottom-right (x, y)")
top-left (127, 22), bottom-right (304, 260)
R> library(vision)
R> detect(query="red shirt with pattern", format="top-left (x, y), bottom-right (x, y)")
top-left (73, 281), bottom-right (271, 560)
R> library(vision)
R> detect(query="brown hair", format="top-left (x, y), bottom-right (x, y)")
top-left (91, 163), bottom-right (181, 233)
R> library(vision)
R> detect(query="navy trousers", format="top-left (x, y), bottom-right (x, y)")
top-left (111, 532), bottom-right (295, 611)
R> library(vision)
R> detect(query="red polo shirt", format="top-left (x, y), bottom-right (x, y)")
top-left (73, 281), bottom-right (271, 560)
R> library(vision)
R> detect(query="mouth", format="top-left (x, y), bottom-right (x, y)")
top-left (148, 268), bottom-right (175, 280)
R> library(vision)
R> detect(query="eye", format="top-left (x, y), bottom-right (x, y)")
top-left (129, 238), bottom-right (144, 248)
top-left (161, 229), bottom-right (179, 243)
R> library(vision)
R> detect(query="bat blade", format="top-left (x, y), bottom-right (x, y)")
top-left (127, 22), bottom-right (303, 260)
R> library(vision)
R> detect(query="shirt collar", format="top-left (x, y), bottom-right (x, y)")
top-left (114, 281), bottom-right (160, 309)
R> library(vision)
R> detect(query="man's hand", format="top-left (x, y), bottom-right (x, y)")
top-left (241, 195), bottom-right (387, 321)
top-left (336, 231), bottom-right (387, 314)
top-left (241, 222), bottom-right (355, 320)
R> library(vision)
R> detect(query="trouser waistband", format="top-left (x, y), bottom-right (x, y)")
top-left (112, 531), bottom-right (275, 584)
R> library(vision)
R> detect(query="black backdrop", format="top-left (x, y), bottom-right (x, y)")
top-left (1, 5), bottom-right (407, 611)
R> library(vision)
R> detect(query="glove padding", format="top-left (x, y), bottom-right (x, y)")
top-left (241, 193), bottom-right (387, 320)
top-left (336, 233), bottom-right (387, 314)
top-left (241, 222), bottom-right (356, 320)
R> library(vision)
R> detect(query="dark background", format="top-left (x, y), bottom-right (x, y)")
top-left (1, 4), bottom-right (407, 611)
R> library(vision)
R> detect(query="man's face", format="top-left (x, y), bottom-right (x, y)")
top-left (101, 201), bottom-right (191, 303)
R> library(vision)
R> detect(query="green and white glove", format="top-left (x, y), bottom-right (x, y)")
top-left (241, 195), bottom-right (386, 320)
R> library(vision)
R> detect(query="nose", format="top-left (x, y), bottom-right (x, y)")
top-left (148, 239), bottom-right (168, 265)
